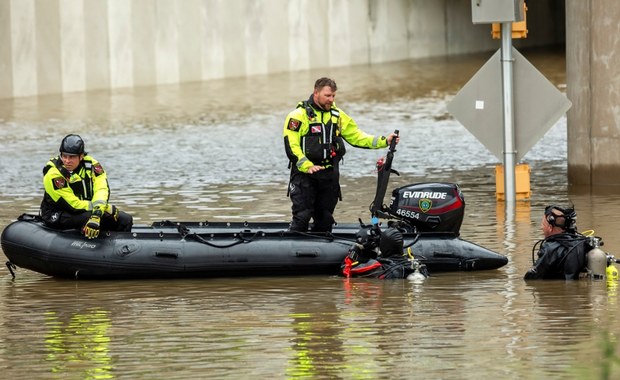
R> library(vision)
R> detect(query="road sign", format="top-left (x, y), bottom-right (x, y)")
top-left (447, 47), bottom-right (572, 162)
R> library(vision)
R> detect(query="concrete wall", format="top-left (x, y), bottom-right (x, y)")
top-left (0, 0), bottom-right (563, 99)
top-left (566, 0), bottom-right (620, 186)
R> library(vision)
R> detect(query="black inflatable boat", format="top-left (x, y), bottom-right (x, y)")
top-left (1, 133), bottom-right (508, 279)
top-left (2, 211), bottom-right (507, 279)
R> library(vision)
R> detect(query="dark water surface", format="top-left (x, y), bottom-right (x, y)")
top-left (2, 48), bottom-right (620, 379)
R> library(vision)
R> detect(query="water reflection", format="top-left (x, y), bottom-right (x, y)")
top-left (2, 262), bottom-right (620, 378)
top-left (45, 309), bottom-right (112, 379)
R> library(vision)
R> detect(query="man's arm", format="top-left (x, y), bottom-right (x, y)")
top-left (338, 109), bottom-right (389, 149)
top-left (88, 157), bottom-right (110, 209)
top-left (524, 246), bottom-right (555, 280)
top-left (283, 109), bottom-right (314, 173)
top-left (43, 167), bottom-right (92, 212)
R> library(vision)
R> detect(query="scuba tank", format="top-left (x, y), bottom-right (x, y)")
top-left (586, 236), bottom-right (607, 279)
top-left (606, 262), bottom-right (619, 281)
top-left (607, 253), bottom-right (619, 281)
top-left (606, 256), bottom-right (619, 291)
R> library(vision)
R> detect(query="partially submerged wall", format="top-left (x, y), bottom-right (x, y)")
top-left (0, 0), bottom-right (563, 99)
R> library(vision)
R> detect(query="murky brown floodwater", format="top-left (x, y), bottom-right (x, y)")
top-left (2, 47), bottom-right (620, 379)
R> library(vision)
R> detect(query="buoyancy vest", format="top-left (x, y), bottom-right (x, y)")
top-left (291, 100), bottom-right (347, 168)
top-left (44, 157), bottom-right (98, 200)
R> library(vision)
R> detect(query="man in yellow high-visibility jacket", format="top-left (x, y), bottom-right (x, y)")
top-left (40, 134), bottom-right (133, 239)
top-left (283, 77), bottom-right (399, 232)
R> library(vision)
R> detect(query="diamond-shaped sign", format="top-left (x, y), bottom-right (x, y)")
top-left (447, 47), bottom-right (572, 162)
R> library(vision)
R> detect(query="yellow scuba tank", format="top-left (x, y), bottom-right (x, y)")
top-left (606, 262), bottom-right (618, 292)
top-left (607, 263), bottom-right (619, 281)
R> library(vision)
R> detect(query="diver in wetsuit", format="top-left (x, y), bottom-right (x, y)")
top-left (524, 205), bottom-right (591, 280)
top-left (341, 223), bottom-right (428, 279)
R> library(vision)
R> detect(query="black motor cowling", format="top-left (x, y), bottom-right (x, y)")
top-left (386, 182), bottom-right (465, 234)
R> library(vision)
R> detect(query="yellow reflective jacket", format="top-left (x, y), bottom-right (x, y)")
top-left (41, 155), bottom-right (110, 214)
top-left (283, 99), bottom-right (388, 173)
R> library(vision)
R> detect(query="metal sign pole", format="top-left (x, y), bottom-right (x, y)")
top-left (501, 22), bottom-right (516, 205)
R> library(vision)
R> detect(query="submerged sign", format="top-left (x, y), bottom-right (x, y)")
top-left (447, 47), bottom-right (572, 162)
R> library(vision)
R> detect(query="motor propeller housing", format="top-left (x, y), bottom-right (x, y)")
top-left (386, 182), bottom-right (465, 235)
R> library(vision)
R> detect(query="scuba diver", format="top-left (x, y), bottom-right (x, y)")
top-left (524, 205), bottom-right (593, 280)
top-left (339, 128), bottom-right (428, 280)
top-left (341, 222), bottom-right (429, 280)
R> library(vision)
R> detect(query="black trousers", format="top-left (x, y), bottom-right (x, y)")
top-left (43, 209), bottom-right (133, 233)
top-left (288, 169), bottom-right (340, 232)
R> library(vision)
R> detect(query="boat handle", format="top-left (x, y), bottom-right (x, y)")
top-left (295, 251), bottom-right (319, 257)
top-left (155, 252), bottom-right (179, 259)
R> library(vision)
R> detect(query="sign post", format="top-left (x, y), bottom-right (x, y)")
top-left (500, 21), bottom-right (517, 204)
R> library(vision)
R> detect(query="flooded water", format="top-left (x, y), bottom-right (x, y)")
top-left (2, 47), bottom-right (620, 379)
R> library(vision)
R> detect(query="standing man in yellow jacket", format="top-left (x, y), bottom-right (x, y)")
top-left (40, 134), bottom-right (133, 238)
top-left (283, 77), bottom-right (399, 232)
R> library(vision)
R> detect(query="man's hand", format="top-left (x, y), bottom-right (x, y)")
top-left (105, 204), bottom-right (119, 221)
top-left (387, 133), bottom-right (400, 146)
top-left (83, 208), bottom-right (103, 239)
top-left (307, 165), bottom-right (325, 174)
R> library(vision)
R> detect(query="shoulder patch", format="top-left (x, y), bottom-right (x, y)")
top-left (93, 164), bottom-right (104, 175)
top-left (287, 118), bottom-right (301, 131)
top-left (53, 177), bottom-right (67, 189)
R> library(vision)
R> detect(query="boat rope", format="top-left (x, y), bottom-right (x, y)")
top-left (177, 223), bottom-right (189, 238)
top-left (284, 230), bottom-right (357, 245)
top-left (152, 220), bottom-right (356, 248)
top-left (188, 231), bottom-right (262, 248)
top-left (188, 229), bottom-right (356, 249)
top-left (6, 261), bottom-right (16, 279)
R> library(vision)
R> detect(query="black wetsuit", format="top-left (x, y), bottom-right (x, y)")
top-left (524, 233), bottom-right (591, 280)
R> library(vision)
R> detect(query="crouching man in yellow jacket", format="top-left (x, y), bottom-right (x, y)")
top-left (40, 134), bottom-right (133, 239)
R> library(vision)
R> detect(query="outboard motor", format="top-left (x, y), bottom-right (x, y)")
top-left (386, 182), bottom-right (465, 234)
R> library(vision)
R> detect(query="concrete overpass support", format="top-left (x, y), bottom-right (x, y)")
top-left (567, 0), bottom-right (620, 185)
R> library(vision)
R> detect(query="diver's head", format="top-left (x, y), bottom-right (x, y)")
top-left (379, 227), bottom-right (404, 258)
top-left (543, 205), bottom-right (577, 235)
